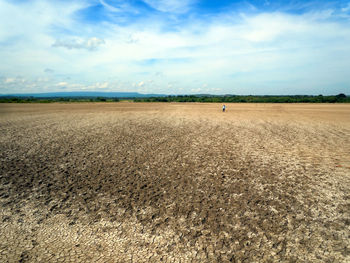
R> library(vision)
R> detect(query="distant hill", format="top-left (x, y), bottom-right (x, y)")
top-left (0, 91), bottom-right (166, 98)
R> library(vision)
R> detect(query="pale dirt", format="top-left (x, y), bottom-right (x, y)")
top-left (0, 103), bottom-right (349, 262)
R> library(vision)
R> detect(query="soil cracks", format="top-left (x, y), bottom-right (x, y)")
top-left (0, 103), bottom-right (349, 262)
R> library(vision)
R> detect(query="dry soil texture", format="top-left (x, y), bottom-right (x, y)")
top-left (1, 103), bottom-right (350, 263)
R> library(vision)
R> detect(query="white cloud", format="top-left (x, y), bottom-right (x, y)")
top-left (0, 0), bottom-right (349, 95)
top-left (4, 78), bottom-right (15, 83)
top-left (99, 0), bottom-right (139, 14)
top-left (99, 0), bottom-right (121, 12)
top-left (142, 0), bottom-right (195, 13)
top-left (99, 82), bottom-right (109, 89)
top-left (37, 77), bottom-right (50, 82)
top-left (0, 0), bottom-right (90, 77)
top-left (3, 77), bottom-right (27, 84)
top-left (0, 0), bottom-right (85, 41)
top-left (85, 82), bottom-right (110, 90)
top-left (191, 88), bottom-right (201, 93)
top-left (56, 82), bottom-right (68, 87)
top-left (52, 37), bottom-right (105, 51)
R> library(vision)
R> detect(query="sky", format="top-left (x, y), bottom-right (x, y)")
top-left (0, 0), bottom-right (350, 95)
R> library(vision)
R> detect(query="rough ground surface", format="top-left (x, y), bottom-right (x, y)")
top-left (0, 103), bottom-right (349, 263)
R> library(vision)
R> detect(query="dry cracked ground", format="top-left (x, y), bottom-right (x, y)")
top-left (0, 103), bottom-right (349, 262)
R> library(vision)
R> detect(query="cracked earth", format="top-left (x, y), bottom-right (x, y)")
top-left (0, 103), bottom-right (349, 262)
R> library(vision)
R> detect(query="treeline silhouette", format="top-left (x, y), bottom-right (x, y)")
top-left (134, 94), bottom-right (349, 103)
top-left (1, 94), bottom-right (348, 103)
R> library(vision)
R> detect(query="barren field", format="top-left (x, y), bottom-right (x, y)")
top-left (0, 103), bottom-right (349, 262)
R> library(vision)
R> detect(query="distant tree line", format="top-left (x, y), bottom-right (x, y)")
top-left (1, 94), bottom-right (348, 103)
top-left (134, 94), bottom-right (349, 103)
top-left (0, 97), bottom-right (120, 103)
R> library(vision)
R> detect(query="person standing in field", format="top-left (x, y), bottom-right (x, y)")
top-left (222, 104), bottom-right (226, 112)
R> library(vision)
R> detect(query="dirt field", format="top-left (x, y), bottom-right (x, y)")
top-left (0, 102), bottom-right (349, 262)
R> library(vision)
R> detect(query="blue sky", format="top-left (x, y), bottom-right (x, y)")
top-left (0, 0), bottom-right (349, 95)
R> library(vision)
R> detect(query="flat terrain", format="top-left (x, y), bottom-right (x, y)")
top-left (0, 103), bottom-right (349, 262)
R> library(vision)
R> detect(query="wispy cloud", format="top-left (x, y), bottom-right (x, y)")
top-left (0, 0), bottom-right (349, 95)
top-left (142, 0), bottom-right (196, 13)
top-left (52, 37), bottom-right (105, 51)
top-left (99, 0), bottom-right (122, 12)
top-left (55, 82), bottom-right (68, 87)
top-left (4, 78), bottom-right (16, 84)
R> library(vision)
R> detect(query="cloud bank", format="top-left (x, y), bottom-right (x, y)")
top-left (0, 0), bottom-right (349, 95)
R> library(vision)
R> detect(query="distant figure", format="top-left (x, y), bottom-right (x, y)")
top-left (222, 104), bottom-right (226, 112)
